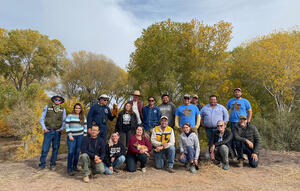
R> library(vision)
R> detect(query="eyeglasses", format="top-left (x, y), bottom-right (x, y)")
top-left (148, 99), bottom-right (155, 102)
top-left (55, 99), bottom-right (61, 101)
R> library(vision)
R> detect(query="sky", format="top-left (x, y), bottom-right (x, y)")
top-left (1, 0), bottom-right (299, 69)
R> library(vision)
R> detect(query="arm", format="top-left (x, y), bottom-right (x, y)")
top-left (253, 126), bottom-right (261, 154)
top-left (151, 128), bottom-right (162, 148)
top-left (128, 137), bottom-right (140, 154)
top-left (87, 105), bottom-right (94, 129)
top-left (99, 139), bottom-right (106, 161)
top-left (234, 128), bottom-right (247, 143)
top-left (175, 116), bottom-right (180, 129)
top-left (115, 112), bottom-right (122, 133)
top-left (144, 137), bottom-right (152, 152)
top-left (40, 105), bottom-right (48, 130)
top-left (65, 115), bottom-right (72, 138)
top-left (59, 109), bottom-right (67, 131)
top-left (107, 107), bottom-right (115, 121)
top-left (179, 134), bottom-right (184, 153)
top-left (83, 117), bottom-right (87, 136)
top-left (247, 108), bottom-right (252, 123)
top-left (223, 106), bottom-right (229, 123)
top-left (81, 136), bottom-right (95, 159)
top-left (215, 130), bottom-right (233, 147)
top-left (195, 114), bottom-right (201, 129)
top-left (194, 134), bottom-right (200, 160)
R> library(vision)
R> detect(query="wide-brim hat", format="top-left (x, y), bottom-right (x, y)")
top-left (98, 94), bottom-right (110, 100)
top-left (131, 90), bottom-right (141, 96)
top-left (51, 95), bottom-right (65, 104)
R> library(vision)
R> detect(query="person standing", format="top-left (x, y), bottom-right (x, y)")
top-left (128, 90), bottom-right (144, 125)
top-left (175, 94), bottom-right (201, 134)
top-left (191, 95), bottom-right (202, 111)
top-left (142, 96), bottom-right (161, 139)
top-left (87, 94), bottom-right (117, 140)
top-left (200, 95), bottom-right (229, 156)
top-left (39, 95), bottom-right (66, 170)
top-left (115, 102), bottom-right (138, 148)
top-left (158, 94), bottom-right (176, 128)
top-left (65, 103), bottom-right (87, 176)
top-left (226, 88), bottom-right (252, 132)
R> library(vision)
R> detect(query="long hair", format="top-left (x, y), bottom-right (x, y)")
top-left (108, 132), bottom-right (120, 147)
top-left (73, 103), bottom-right (85, 125)
top-left (136, 126), bottom-right (145, 139)
top-left (123, 102), bottom-right (133, 114)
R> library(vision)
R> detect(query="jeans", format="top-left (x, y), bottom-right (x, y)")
top-left (236, 141), bottom-right (259, 168)
top-left (230, 122), bottom-right (239, 154)
top-left (205, 128), bottom-right (217, 148)
top-left (119, 131), bottom-right (134, 148)
top-left (79, 153), bottom-right (105, 176)
top-left (126, 154), bottom-right (148, 172)
top-left (179, 146), bottom-right (195, 164)
top-left (39, 131), bottom-right (61, 168)
top-left (99, 127), bottom-right (108, 140)
top-left (104, 155), bottom-right (126, 175)
top-left (214, 145), bottom-right (229, 164)
top-left (67, 135), bottom-right (83, 171)
top-left (154, 145), bottom-right (175, 169)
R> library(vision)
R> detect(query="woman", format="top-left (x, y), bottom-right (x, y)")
top-left (104, 132), bottom-right (126, 175)
top-left (179, 122), bottom-right (200, 174)
top-left (65, 103), bottom-right (87, 176)
top-left (126, 126), bottom-right (152, 172)
top-left (115, 103), bottom-right (138, 148)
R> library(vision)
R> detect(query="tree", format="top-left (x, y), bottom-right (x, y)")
top-left (0, 28), bottom-right (67, 91)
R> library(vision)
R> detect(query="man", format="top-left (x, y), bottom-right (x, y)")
top-left (151, 116), bottom-right (176, 173)
top-left (175, 94), bottom-right (201, 133)
top-left (227, 88), bottom-right (252, 132)
top-left (80, 124), bottom-right (106, 183)
top-left (200, 95), bottom-right (229, 153)
top-left (128, 90), bottom-right (144, 125)
top-left (39, 95), bottom-right (66, 170)
top-left (158, 94), bottom-right (176, 128)
top-left (191, 94), bottom-right (202, 111)
top-left (87, 94), bottom-right (116, 140)
top-left (210, 120), bottom-right (234, 170)
top-left (142, 96), bottom-right (161, 139)
top-left (234, 115), bottom-right (261, 168)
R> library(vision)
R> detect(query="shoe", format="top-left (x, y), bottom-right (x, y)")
top-left (49, 166), bottom-right (56, 171)
top-left (166, 167), bottom-right (175, 173)
top-left (204, 151), bottom-right (210, 160)
top-left (237, 159), bottom-right (243, 168)
top-left (83, 176), bottom-right (89, 183)
top-left (223, 163), bottom-right (230, 170)
top-left (67, 170), bottom-right (75, 176)
top-left (113, 169), bottom-right (119, 173)
top-left (73, 167), bottom-right (80, 172)
top-left (190, 165), bottom-right (196, 174)
top-left (195, 164), bottom-right (199, 171)
top-left (185, 163), bottom-right (190, 171)
top-left (141, 167), bottom-right (146, 173)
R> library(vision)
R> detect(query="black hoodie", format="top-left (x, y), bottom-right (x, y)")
top-left (104, 141), bottom-right (126, 167)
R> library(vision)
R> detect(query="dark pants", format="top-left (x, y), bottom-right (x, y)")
top-left (230, 122), bottom-right (239, 154)
top-left (119, 130), bottom-right (134, 148)
top-left (236, 141), bottom-right (259, 168)
top-left (205, 128), bottom-right (217, 148)
top-left (39, 131), bottom-right (61, 168)
top-left (99, 127), bottom-right (108, 140)
top-left (67, 135), bottom-right (83, 171)
top-left (126, 154), bottom-right (148, 172)
top-left (179, 146), bottom-right (195, 164)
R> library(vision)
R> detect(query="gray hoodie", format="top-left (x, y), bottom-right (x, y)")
top-left (158, 102), bottom-right (176, 127)
top-left (179, 132), bottom-right (200, 160)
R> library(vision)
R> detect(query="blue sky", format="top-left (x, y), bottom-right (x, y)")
top-left (1, 0), bottom-right (299, 68)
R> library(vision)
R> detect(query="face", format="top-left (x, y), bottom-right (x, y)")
top-left (217, 122), bottom-right (225, 132)
top-left (209, 96), bottom-right (217, 106)
top-left (162, 96), bottom-right (169, 104)
top-left (136, 126), bottom-right (143, 136)
top-left (74, 105), bottom-right (82, 114)
top-left (183, 124), bottom-right (191, 134)
top-left (53, 98), bottom-right (62, 105)
top-left (91, 126), bottom-right (100, 138)
top-left (234, 90), bottom-right (242, 98)
top-left (184, 97), bottom-right (190, 105)
top-left (148, 98), bottom-right (155, 106)
top-left (100, 98), bottom-right (109, 105)
top-left (238, 118), bottom-right (247, 127)
top-left (111, 133), bottom-right (119, 143)
top-left (125, 103), bottom-right (131, 111)
top-left (133, 95), bottom-right (139, 101)
top-left (191, 97), bottom-right (198, 104)
top-left (160, 118), bottom-right (168, 127)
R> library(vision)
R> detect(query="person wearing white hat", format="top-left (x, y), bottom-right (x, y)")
top-left (128, 90), bottom-right (144, 125)
top-left (87, 94), bottom-right (117, 140)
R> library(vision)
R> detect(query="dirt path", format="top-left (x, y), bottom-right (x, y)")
top-left (0, 149), bottom-right (299, 191)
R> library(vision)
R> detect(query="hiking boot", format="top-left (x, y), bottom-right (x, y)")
top-left (67, 170), bottom-right (75, 176)
top-left (190, 165), bottom-right (196, 174)
top-left (49, 166), bottom-right (56, 171)
top-left (237, 159), bottom-right (243, 168)
top-left (141, 167), bottom-right (146, 173)
top-left (166, 167), bottom-right (175, 173)
top-left (185, 163), bottom-right (190, 171)
top-left (83, 176), bottom-right (89, 183)
top-left (223, 163), bottom-right (230, 170)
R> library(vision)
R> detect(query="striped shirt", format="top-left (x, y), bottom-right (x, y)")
top-left (65, 114), bottom-right (87, 137)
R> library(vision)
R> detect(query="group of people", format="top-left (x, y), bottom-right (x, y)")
top-left (38, 88), bottom-right (261, 183)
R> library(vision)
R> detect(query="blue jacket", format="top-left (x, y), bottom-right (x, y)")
top-left (87, 103), bottom-right (115, 129)
top-left (142, 105), bottom-right (161, 131)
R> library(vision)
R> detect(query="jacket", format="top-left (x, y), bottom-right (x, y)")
top-left (104, 142), bottom-right (126, 167)
top-left (115, 110), bottom-right (138, 133)
top-left (81, 135), bottom-right (106, 160)
top-left (179, 132), bottom-right (200, 160)
top-left (87, 103), bottom-right (115, 129)
top-left (151, 125), bottom-right (175, 149)
top-left (142, 105), bottom-right (161, 131)
top-left (211, 129), bottom-right (235, 159)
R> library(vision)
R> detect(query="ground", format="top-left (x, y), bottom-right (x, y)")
top-left (0, 149), bottom-right (300, 191)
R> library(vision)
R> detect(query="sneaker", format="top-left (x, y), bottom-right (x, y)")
top-left (190, 165), bottom-right (196, 174)
top-left (83, 176), bottom-right (89, 183)
top-left (141, 167), bottom-right (146, 173)
top-left (49, 166), bottom-right (56, 171)
top-left (166, 167), bottom-right (175, 173)
top-left (223, 163), bottom-right (230, 170)
top-left (237, 159), bottom-right (243, 168)
top-left (204, 151), bottom-right (210, 160)
top-left (67, 170), bottom-right (75, 176)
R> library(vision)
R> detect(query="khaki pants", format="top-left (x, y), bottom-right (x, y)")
top-left (80, 153), bottom-right (105, 176)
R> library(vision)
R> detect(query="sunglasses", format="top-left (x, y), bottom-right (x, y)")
top-left (55, 99), bottom-right (61, 101)
top-left (184, 97), bottom-right (190, 100)
top-left (217, 125), bottom-right (224, 127)
top-left (148, 99), bottom-right (155, 102)
top-left (103, 99), bottom-right (109, 101)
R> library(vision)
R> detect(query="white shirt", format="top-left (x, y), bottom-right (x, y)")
top-left (132, 101), bottom-right (142, 124)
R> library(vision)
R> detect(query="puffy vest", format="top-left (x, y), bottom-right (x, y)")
top-left (45, 104), bottom-right (64, 130)
top-left (154, 126), bottom-right (173, 144)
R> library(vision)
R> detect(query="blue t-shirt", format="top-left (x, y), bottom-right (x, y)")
top-left (226, 98), bottom-right (251, 122)
top-left (175, 104), bottom-right (200, 127)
